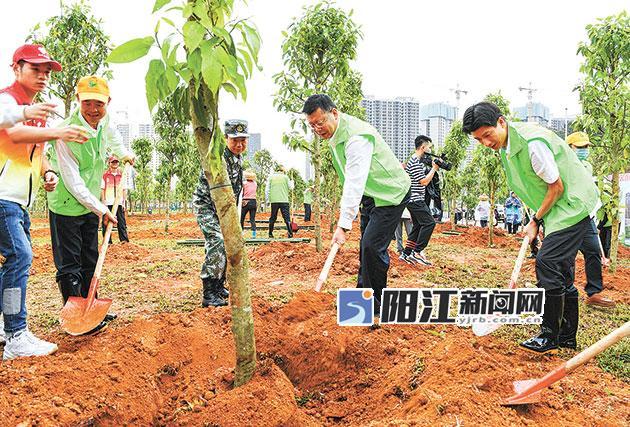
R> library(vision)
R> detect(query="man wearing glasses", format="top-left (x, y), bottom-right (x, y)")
top-left (302, 94), bottom-right (411, 316)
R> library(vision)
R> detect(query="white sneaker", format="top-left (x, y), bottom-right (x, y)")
top-left (2, 329), bottom-right (58, 360)
top-left (411, 251), bottom-right (432, 266)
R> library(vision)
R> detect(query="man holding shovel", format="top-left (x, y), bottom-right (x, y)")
top-left (193, 120), bottom-right (247, 308)
top-left (47, 76), bottom-right (134, 333)
top-left (303, 94), bottom-right (411, 315)
top-left (463, 102), bottom-right (598, 354)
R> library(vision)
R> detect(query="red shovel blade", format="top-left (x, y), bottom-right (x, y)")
top-left (502, 379), bottom-right (543, 405)
top-left (59, 279), bottom-right (112, 336)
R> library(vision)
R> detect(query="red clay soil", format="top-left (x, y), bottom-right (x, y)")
top-left (1, 292), bottom-right (628, 426)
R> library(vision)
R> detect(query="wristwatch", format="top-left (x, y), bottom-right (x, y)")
top-left (532, 214), bottom-right (544, 227)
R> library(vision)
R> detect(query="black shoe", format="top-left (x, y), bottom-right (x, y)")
top-left (268, 234), bottom-right (274, 239)
top-left (559, 294), bottom-right (578, 349)
top-left (58, 277), bottom-right (82, 306)
top-left (104, 313), bottom-right (118, 323)
top-left (216, 277), bottom-right (229, 299)
top-left (85, 320), bottom-right (108, 335)
top-left (202, 278), bottom-right (228, 307)
top-left (520, 292), bottom-right (564, 354)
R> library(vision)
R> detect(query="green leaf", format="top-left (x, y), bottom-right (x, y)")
top-left (161, 17), bottom-right (176, 28)
top-left (213, 26), bottom-right (235, 54)
top-left (165, 66), bottom-right (179, 92)
top-left (107, 37), bottom-right (155, 63)
top-left (200, 43), bottom-right (222, 93)
top-left (237, 48), bottom-right (253, 77)
top-left (188, 48), bottom-right (202, 78)
top-left (230, 72), bottom-right (247, 101)
top-left (183, 2), bottom-right (193, 18)
top-left (222, 82), bottom-right (238, 99)
top-left (145, 59), bottom-right (166, 111)
top-left (152, 0), bottom-right (172, 13)
top-left (183, 21), bottom-right (205, 51)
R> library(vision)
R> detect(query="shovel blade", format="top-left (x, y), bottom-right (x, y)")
top-left (502, 379), bottom-right (543, 405)
top-left (60, 296), bottom-right (112, 336)
top-left (472, 321), bottom-right (502, 336)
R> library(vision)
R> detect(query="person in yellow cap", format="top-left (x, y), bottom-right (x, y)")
top-left (47, 76), bottom-right (135, 334)
top-left (565, 131), bottom-right (615, 310)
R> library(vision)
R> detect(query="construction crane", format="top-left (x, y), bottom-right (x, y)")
top-left (518, 82), bottom-right (537, 122)
top-left (450, 84), bottom-right (468, 117)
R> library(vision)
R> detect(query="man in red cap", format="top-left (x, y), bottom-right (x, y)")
top-left (0, 44), bottom-right (88, 359)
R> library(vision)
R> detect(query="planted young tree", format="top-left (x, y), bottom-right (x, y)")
top-left (107, 0), bottom-right (261, 386)
top-left (252, 149), bottom-right (278, 210)
top-left (287, 168), bottom-right (305, 212)
top-left (441, 121), bottom-right (469, 230)
top-left (153, 95), bottom-right (189, 231)
top-left (174, 133), bottom-right (201, 214)
top-left (273, 1), bottom-right (364, 252)
top-left (131, 137), bottom-right (155, 213)
top-left (460, 162), bottom-right (481, 225)
top-left (575, 11), bottom-right (629, 272)
top-left (29, 1), bottom-right (112, 115)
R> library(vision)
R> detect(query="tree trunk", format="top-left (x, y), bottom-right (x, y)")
top-left (489, 184), bottom-right (495, 247)
top-left (609, 172), bottom-right (620, 273)
top-left (164, 184), bottom-right (170, 233)
top-left (450, 198), bottom-right (456, 231)
top-left (312, 138), bottom-right (323, 252)
top-left (64, 95), bottom-right (72, 117)
top-left (189, 83), bottom-right (255, 387)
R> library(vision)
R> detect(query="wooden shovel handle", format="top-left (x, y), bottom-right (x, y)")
top-left (508, 236), bottom-right (530, 288)
top-left (314, 242), bottom-right (340, 292)
top-left (566, 321), bottom-right (630, 372)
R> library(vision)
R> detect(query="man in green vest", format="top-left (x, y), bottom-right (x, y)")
top-left (48, 76), bottom-right (134, 333)
top-left (463, 102), bottom-right (599, 354)
top-left (302, 94), bottom-right (411, 315)
top-left (265, 165), bottom-right (293, 238)
top-left (303, 184), bottom-right (313, 222)
top-left (565, 132), bottom-right (615, 309)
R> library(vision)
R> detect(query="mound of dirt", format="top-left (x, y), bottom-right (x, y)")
top-left (433, 223), bottom-right (513, 248)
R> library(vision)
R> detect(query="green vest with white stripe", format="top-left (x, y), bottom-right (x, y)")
top-left (328, 113), bottom-right (410, 207)
top-left (47, 109), bottom-right (107, 216)
top-left (499, 122), bottom-right (598, 235)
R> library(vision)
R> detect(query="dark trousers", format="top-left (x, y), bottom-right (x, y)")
top-left (357, 191), bottom-right (410, 303)
top-left (404, 199), bottom-right (435, 254)
top-left (572, 219), bottom-right (603, 296)
top-left (598, 225), bottom-right (612, 258)
top-left (240, 199), bottom-right (257, 230)
top-left (536, 216), bottom-right (590, 297)
top-left (507, 222), bottom-right (519, 234)
top-left (49, 211), bottom-right (99, 297)
top-left (102, 205), bottom-right (129, 242)
top-left (480, 219), bottom-right (488, 228)
top-left (269, 202), bottom-right (291, 236)
top-left (304, 203), bottom-right (312, 221)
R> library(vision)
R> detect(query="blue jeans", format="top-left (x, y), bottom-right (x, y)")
top-left (0, 200), bottom-right (32, 334)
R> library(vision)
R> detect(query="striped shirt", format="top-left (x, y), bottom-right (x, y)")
top-left (405, 155), bottom-right (427, 202)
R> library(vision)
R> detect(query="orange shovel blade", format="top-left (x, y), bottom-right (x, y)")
top-left (502, 379), bottom-right (543, 405)
top-left (60, 294), bottom-right (112, 336)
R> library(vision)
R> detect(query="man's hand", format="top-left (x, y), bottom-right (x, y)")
top-left (103, 210), bottom-right (118, 227)
top-left (432, 159), bottom-right (440, 171)
top-left (332, 226), bottom-right (348, 246)
top-left (120, 154), bottom-right (136, 166)
top-left (602, 257), bottom-right (611, 268)
top-left (43, 171), bottom-right (58, 192)
top-left (57, 125), bottom-right (89, 144)
top-left (523, 220), bottom-right (540, 243)
top-left (24, 103), bottom-right (57, 121)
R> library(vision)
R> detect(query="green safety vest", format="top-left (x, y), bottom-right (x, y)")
top-left (47, 109), bottom-right (107, 216)
top-left (499, 122), bottom-right (598, 235)
top-left (267, 172), bottom-right (290, 203)
top-left (328, 112), bottom-right (410, 207)
top-left (303, 189), bottom-right (313, 204)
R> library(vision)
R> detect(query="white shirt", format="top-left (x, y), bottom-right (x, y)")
top-left (334, 134), bottom-right (373, 230)
top-left (506, 135), bottom-right (559, 184)
top-left (0, 103), bottom-right (25, 128)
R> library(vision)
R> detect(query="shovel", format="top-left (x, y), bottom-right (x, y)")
top-left (59, 165), bottom-right (127, 335)
top-left (472, 235), bottom-right (530, 336)
top-left (503, 321), bottom-right (630, 405)
top-left (314, 242), bottom-right (340, 292)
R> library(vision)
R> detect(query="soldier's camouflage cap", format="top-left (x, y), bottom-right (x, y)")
top-left (224, 119), bottom-right (249, 137)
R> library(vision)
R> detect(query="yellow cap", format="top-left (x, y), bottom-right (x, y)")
top-left (566, 131), bottom-right (590, 148)
top-left (77, 76), bottom-right (110, 103)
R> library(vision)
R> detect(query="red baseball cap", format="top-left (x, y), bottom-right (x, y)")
top-left (12, 44), bottom-right (62, 71)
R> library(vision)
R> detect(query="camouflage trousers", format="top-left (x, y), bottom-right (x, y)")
top-left (196, 208), bottom-right (227, 281)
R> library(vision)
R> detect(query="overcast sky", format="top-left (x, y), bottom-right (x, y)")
top-left (1, 0), bottom-right (627, 175)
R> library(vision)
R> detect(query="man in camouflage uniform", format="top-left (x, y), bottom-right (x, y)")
top-left (193, 120), bottom-right (247, 307)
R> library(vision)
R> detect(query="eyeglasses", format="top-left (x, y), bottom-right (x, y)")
top-left (307, 116), bottom-right (329, 130)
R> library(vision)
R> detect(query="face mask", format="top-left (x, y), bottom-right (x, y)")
top-left (575, 148), bottom-right (589, 160)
